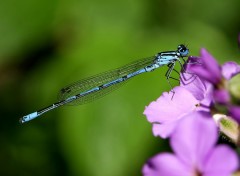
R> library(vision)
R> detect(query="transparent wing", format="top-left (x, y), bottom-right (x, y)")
top-left (58, 56), bottom-right (156, 105)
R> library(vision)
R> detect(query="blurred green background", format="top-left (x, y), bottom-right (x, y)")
top-left (0, 0), bottom-right (239, 175)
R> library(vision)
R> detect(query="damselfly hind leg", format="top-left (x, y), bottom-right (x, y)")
top-left (179, 57), bottom-right (202, 83)
top-left (180, 57), bottom-right (202, 75)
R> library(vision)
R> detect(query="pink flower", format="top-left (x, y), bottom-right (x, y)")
top-left (187, 50), bottom-right (240, 102)
top-left (186, 49), bottom-right (240, 122)
top-left (142, 112), bottom-right (239, 176)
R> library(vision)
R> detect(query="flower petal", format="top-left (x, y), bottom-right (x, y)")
top-left (203, 145), bottom-right (239, 175)
top-left (187, 49), bottom-right (221, 84)
top-left (200, 48), bottom-right (222, 83)
top-left (187, 64), bottom-right (216, 84)
top-left (142, 153), bottom-right (190, 176)
top-left (180, 73), bottom-right (213, 106)
top-left (221, 61), bottom-right (240, 80)
top-left (144, 86), bottom-right (199, 124)
top-left (152, 121), bottom-right (179, 138)
top-left (170, 112), bottom-right (218, 169)
top-left (180, 74), bottom-right (206, 100)
top-left (213, 89), bottom-right (230, 104)
top-left (144, 86), bottom-right (200, 137)
top-left (228, 105), bottom-right (240, 124)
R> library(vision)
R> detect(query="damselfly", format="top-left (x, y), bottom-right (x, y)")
top-left (20, 44), bottom-right (189, 123)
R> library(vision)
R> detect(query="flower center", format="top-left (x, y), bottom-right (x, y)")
top-left (216, 78), bottom-right (228, 90)
top-left (193, 168), bottom-right (202, 176)
top-left (195, 103), bottom-right (200, 107)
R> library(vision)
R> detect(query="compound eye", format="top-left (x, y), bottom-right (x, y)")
top-left (177, 44), bottom-right (189, 56)
top-left (180, 48), bottom-right (186, 52)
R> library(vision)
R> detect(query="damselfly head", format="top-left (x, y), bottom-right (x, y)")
top-left (177, 44), bottom-right (189, 57)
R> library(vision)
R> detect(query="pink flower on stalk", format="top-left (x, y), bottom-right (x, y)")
top-left (142, 112), bottom-right (239, 176)
top-left (187, 49), bottom-right (240, 102)
top-left (187, 49), bottom-right (240, 122)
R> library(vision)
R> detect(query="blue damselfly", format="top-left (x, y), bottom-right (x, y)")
top-left (20, 44), bottom-right (189, 123)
